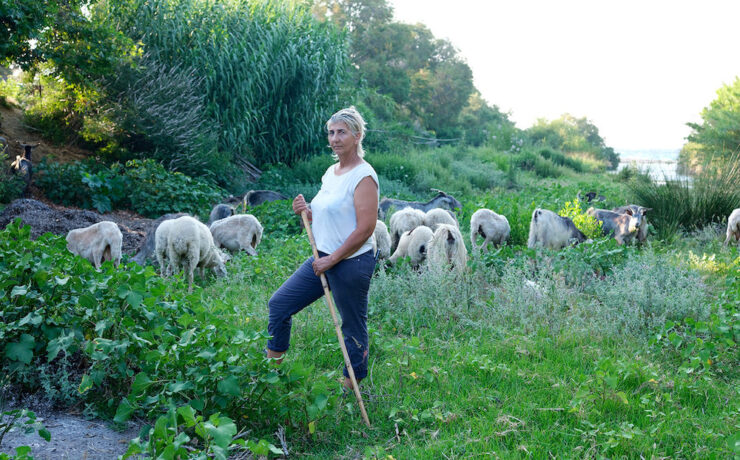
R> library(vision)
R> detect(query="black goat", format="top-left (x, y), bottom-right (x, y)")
top-left (9, 142), bottom-right (39, 197)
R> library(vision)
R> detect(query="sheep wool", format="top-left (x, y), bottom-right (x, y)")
top-left (424, 208), bottom-right (458, 232)
top-left (388, 225), bottom-right (433, 267)
top-left (427, 223), bottom-right (468, 272)
top-left (66, 221), bottom-right (122, 269)
top-left (389, 207), bottom-right (426, 252)
top-left (470, 208), bottom-right (510, 252)
top-left (372, 219), bottom-right (392, 260)
top-left (209, 214), bottom-right (263, 255)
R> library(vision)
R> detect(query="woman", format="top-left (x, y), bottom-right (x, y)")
top-left (266, 107), bottom-right (379, 390)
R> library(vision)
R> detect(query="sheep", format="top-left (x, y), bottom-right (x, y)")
top-left (209, 214), bottom-right (263, 256)
top-left (131, 212), bottom-right (188, 266)
top-left (470, 208), bottom-right (510, 252)
top-left (587, 207), bottom-right (640, 245)
top-left (388, 225), bottom-right (434, 267)
top-left (243, 189), bottom-right (289, 207)
top-left (378, 190), bottom-right (462, 220)
top-left (371, 219), bottom-right (392, 260)
top-left (424, 208), bottom-right (458, 231)
top-left (154, 218), bottom-right (176, 275)
top-left (427, 223), bottom-right (468, 272)
top-left (527, 208), bottom-right (586, 250)
top-left (724, 208), bottom-right (740, 247)
top-left (612, 205), bottom-right (651, 244)
top-left (158, 216), bottom-right (227, 292)
top-left (389, 207), bottom-right (426, 251)
top-left (66, 221), bottom-right (123, 269)
top-left (207, 204), bottom-right (234, 226)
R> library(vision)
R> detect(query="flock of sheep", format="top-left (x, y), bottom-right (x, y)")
top-left (63, 189), bottom-right (740, 291)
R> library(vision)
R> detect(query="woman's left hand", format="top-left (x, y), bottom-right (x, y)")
top-left (312, 255), bottom-right (336, 277)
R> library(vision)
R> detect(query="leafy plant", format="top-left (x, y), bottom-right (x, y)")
top-left (559, 197), bottom-right (602, 240)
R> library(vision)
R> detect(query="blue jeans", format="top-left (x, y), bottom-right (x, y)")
top-left (267, 250), bottom-right (376, 380)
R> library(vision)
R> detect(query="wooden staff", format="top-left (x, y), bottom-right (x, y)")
top-left (301, 211), bottom-right (371, 427)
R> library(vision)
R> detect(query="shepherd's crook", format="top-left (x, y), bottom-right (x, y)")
top-left (301, 211), bottom-right (371, 427)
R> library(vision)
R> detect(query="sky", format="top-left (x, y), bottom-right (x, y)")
top-left (389, 0), bottom-right (740, 153)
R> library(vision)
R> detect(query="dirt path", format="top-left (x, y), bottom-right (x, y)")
top-left (2, 410), bottom-right (139, 459)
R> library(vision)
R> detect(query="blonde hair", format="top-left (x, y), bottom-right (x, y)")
top-left (326, 106), bottom-right (367, 158)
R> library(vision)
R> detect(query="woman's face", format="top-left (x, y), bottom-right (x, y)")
top-left (328, 121), bottom-right (359, 157)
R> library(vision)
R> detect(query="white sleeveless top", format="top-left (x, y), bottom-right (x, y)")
top-left (311, 161), bottom-right (379, 257)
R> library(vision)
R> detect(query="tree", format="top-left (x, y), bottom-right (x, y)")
top-left (685, 77), bottom-right (740, 162)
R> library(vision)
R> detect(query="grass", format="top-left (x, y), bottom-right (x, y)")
top-left (3, 144), bottom-right (738, 458)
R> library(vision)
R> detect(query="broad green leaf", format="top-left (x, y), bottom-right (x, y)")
top-left (217, 376), bottom-right (241, 397)
top-left (131, 372), bottom-right (152, 396)
top-left (10, 285), bottom-right (28, 297)
top-left (114, 398), bottom-right (135, 423)
top-left (204, 416), bottom-right (236, 449)
top-left (5, 333), bottom-right (35, 364)
top-left (177, 405), bottom-right (197, 427)
top-left (38, 428), bottom-right (51, 442)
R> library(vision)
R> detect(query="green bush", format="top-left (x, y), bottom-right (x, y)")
top-left (559, 198), bottom-right (602, 240)
top-left (0, 220), bottom-right (324, 437)
top-left (514, 150), bottom-right (563, 178)
top-left (539, 147), bottom-right (585, 172)
top-left (35, 158), bottom-right (224, 218)
top-left (629, 154), bottom-right (740, 239)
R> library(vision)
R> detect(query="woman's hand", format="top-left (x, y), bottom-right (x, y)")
top-left (312, 254), bottom-right (336, 277)
top-left (292, 194), bottom-right (311, 220)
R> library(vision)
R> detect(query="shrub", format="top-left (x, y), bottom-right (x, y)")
top-left (559, 198), bottom-right (602, 240)
top-left (36, 158), bottom-right (224, 217)
top-left (591, 252), bottom-right (709, 336)
top-left (0, 150), bottom-right (25, 203)
top-left (629, 153), bottom-right (740, 239)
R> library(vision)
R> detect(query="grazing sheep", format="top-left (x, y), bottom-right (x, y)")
top-left (725, 208), bottom-right (740, 246)
top-left (154, 219), bottom-right (176, 275)
top-left (577, 190), bottom-right (606, 203)
top-left (389, 207), bottom-right (426, 251)
top-left (372, 219), bottom-right (392, 260)
top-left (379, 190), bottom-right (462, 220)
top-left (209, 214), bottom-right (263, 256)
top-left (132, 212), bottom-right (188, 266)
top-left (66, 221), bottom-right (123, 269)
top-left (388, 225), bottom-right (434, 267)
top-left (243, 189), bottom-right (289, 207)
top-left (427, 223), bottom-right (468, 271)
top-left (612, 205), bottom-right (651, 244)
top-left (587, 207), bottom-right (640, 245)
top-left (207, 204), bottom-right (234, 226)
top-left (470, 208), bottom-right (510, 252)
top-left (527, 208), bottom-right (586, 250)
top-left (424, 208), bottom-right (458, 231)
top-left (160, 216), bottom-right (227, 293)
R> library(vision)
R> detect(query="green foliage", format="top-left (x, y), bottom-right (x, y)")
top-left (538, 147), bottom-right (586, 172)
top-left (0, 220), bottom-right (315, 446)
top-left (559, 198), bottom-right (602, 240)
top-left (683, 77), bottom-right (740, 167)
top-left (35, 158), bottom-right (224, 218)
top-left (103, 0), bottom-right (348, 168)
top-left (120, 405), bottom-right (264, 460)
top-left (513, 150), bottom-right (563, 178)
top-left (0, 150), bottom-right (25, 204)
top-left (526, 114), bottom-right (618, 169)
top-left (0, 407), bottom-right (50, 456)
top-left (628, 154), bottom-right (740, 239)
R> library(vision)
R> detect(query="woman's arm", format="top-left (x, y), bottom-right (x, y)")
top-left (312, 176), bottom-right (378, 276)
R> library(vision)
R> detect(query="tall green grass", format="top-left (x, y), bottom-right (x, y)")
top-left (629, 154), bottom-right (740, 240)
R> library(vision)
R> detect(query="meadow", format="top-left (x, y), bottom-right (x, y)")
top-left (2, 145), bottom-right (738, 459)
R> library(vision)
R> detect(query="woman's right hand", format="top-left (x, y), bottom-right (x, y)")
top-left (292, 194), bottom-right (310, 219)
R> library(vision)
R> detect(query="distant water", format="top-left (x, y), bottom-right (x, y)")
top-left (614, 148), bottom-right (692, 183)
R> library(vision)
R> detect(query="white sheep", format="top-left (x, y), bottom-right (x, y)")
top-left (389, 207), bottom-right (426, 251)
top-left (527, 208), bottom-right (586, 250)
top-left (725, 208), bottom-right (740, 247)
top-left (66, 221), bottom-right (122, 269)
top-left (388, 225), bottom-right (434, 267)
top-left (372, 219), bottom-right (392, 260)
top-left (427, 223), bottom-right (468, 272)
top-left (158, 216), bottom-right (227, 292)
top-left (424, 208), bottom-right (458, 231)
top-left (154, 219), bottom-right (176, 275)
top-left (209, 214), bottom-right (263, 256)
top-left (470, 208), bottom-right (510, 252)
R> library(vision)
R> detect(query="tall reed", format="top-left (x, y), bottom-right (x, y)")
top-left (629, 153), bottom-right (740, 239)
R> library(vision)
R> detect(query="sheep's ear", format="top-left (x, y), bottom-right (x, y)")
top-left (419, 244), bottom-right (426, 254)
top-left (624, 208), bottom-right (633, 215)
